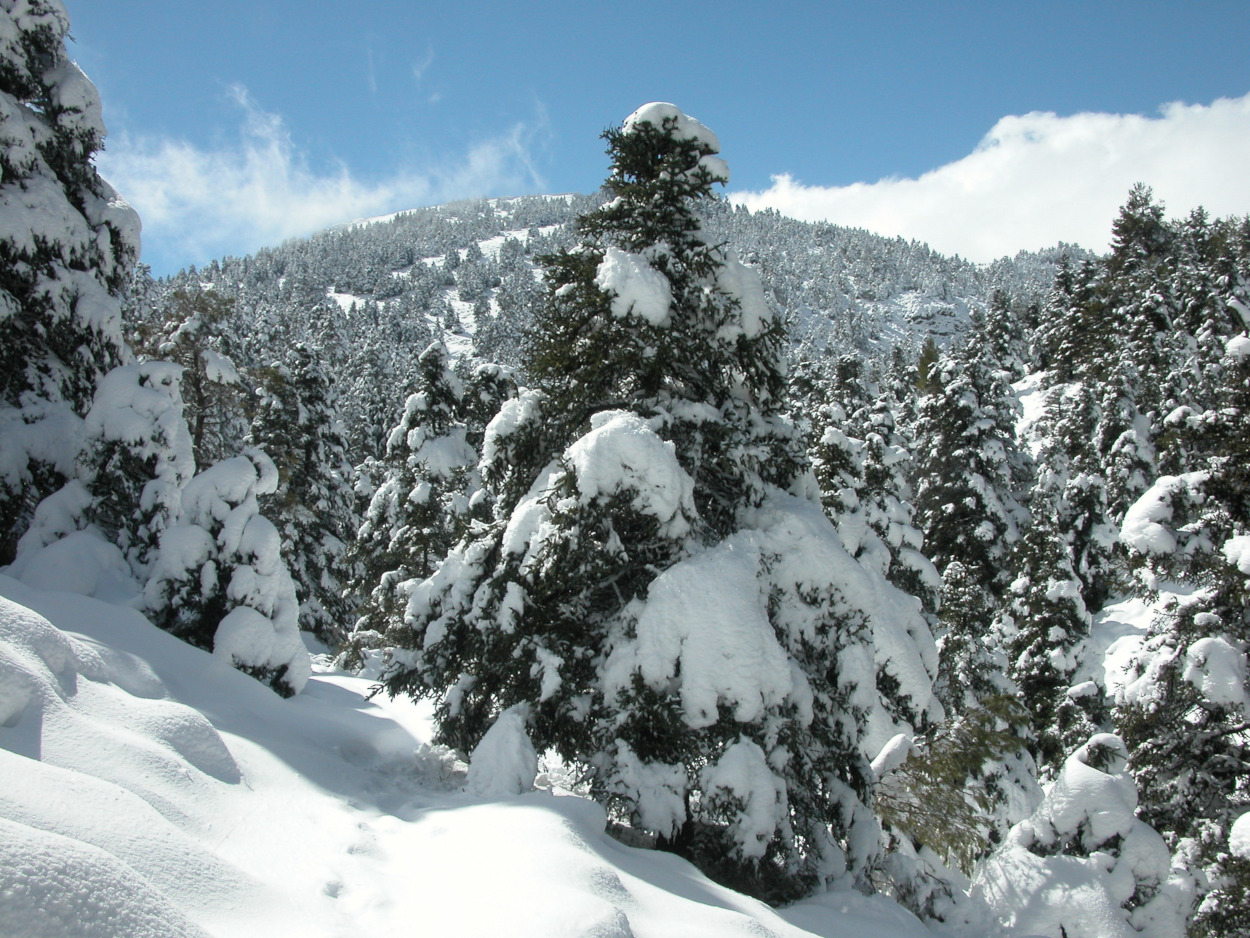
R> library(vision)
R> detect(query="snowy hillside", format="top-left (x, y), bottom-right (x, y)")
top-left (6, 5), bottom-right (1248, 930)
top-left (0, 568), bottom-right (935, 938)
top-left (127, 194), bottom-right (1078, 467)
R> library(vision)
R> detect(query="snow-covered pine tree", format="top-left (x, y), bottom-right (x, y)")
top-left (806, 354), bottom-right (939, 621)
top-left (933, 561), bottom-right (1008, 718)
top-left (1115, 332), bottom-right (1250, 928)
top-left (1033, 256), bottom-right (1110, 386)
top-left (982, 290), bottom-right (1028, 384)
top-left (248, 343), bottom-right (356, 646)
top-left (79, 361), bottom-right (194, 579)
top-left (142, 447), bottom-right (310, 697)
top-left (1095, 362), bottom-right (1158, 528)
top-left (972, 734), bottom-right (1186, 938)
top-left (994, 500), bottom-right (1104, 773)
top-left (0, 4), bottom-right (310, 697)
top-left (912, 338), bottom-right (1031, 596)
top-left (911, 559), bottom-right (1038, 878)
top-left (883, 344), bottom-right (922, 437)
top-left (348, 342), bottom-right (502, 655)
top-left (0, 0), bottom-right (140, 563)
top-left (383, 103), bottom-right (939, 902)
top-left (7, 359), bottom-right (195, 591)
top-left (142, 289), bottom-right (247, 471)
top-left (857, 390), bottom-right (940, 620)
top-left (1033, 381), bottom-right (1121, 611)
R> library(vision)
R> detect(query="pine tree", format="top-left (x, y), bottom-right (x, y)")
top-left (806, 354), bottom-right (939, 618)
top-left (0, 0), bottom-right (140, 562)
top-left (1115, 332), bottom-right (1250, 926)
top-left (143, 289), bottom-right (247, 470)
top-left (933, 561), bottom-right (1007, 718)
top-left (972, 734), bottom-right (1187, 938)
top-left (912, 341), bottom-right (1031, 596)
top-left (7, 360), bottom-right (195, 588)
top-left (142, 448), bottom-right (310, 697)
top-left (1095, 362), bottom-right (1158, 526)
top-left (80, 361), bottom-right (195, 579)
top-left (248, 343), bottom-right (356, 646)
top-left (982, 289), bottom-right (1027, 383)
top-left (347, 342), bottom-right (506, 656)
top-left (382, 104), bottom-right (939, 901)
top-left (1033, 382), bottom-right (1121, 611)
top-left (995, 501), bottom-right (1103, 773)
top-left (1034, 257), bottom-right (1111, 386)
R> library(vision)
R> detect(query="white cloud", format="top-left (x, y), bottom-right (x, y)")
top-left (411, 46), bottom-right (435, 85)
top-left (97, 85), bottom-right (548, 273)
top-left (731, 93), bottom-right (1250, 262)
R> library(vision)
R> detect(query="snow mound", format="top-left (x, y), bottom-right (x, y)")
top-left (567, 411), bottom-right (695, 533)
top-left (501, 410), bottom-right (698, 564)
top-left (8, 528), bottom-right (138, 602)
top-left (1182, 636), bottom-right (1248, 711)
top-left (1120, 472), bottom-right (1208, 557)
top-left (604, 528), bottom-right (797, 729)
top-left (466, 704), bottom-right (538, 797)
top-left (701, 737), bottom-right (787, 859)
top-left (603, 490), bottom-right (937, 755)
top-left (621, 102), bottom-right (730, 183)
top-left (0, 817), bottom-right (211, 938)
top-left (972, 734), bottom-right (1186, 938)
top-left (623, 102), bottom-right (719, 153)
top-left (1223, 534), bottom-right (1250, 575)
top-left (715, 248), bottom-right (773, 340)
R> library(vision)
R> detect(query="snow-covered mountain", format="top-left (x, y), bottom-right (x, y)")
top-left (128, 194), bottom-right (1081, 467)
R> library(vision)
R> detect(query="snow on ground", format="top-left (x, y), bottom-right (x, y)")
top-left (1013, 371), bottom-right (1047, 458)
top-left (1086, 596), bottom-right (1152, 699)
top-left (0, 569), bottom-right (938, 938)
top-left (474, 224), bottom-right (562, 260)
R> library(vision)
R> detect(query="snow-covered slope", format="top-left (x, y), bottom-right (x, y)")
top-left (134, 194), bottom-right (1078, 471)
top-left (0, 569), bottom-right (936, 938)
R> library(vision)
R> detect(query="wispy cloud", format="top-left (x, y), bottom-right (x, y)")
top-left (411, 45), bottom-right (434, 86)
top-left (731, 93), bottom-right (1250, 262)
top-left (98, 85), bottom-right (549, 274)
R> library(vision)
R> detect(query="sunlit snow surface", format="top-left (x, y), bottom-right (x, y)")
top-left (0, 572), bottom-right (935, 938)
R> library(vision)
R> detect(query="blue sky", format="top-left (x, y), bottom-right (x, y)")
top-left (67, 0), bottom-right (1250, 275)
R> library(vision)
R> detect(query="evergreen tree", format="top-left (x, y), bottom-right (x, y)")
top-left (80, 361), bottom-right (195, 579)
top-left (807, 354), bottom-right (939, 618)
top-left (7, 360), bottom-right (194, 589)
top-left (1033, 382), bottom-right (1121, 611)
top-left (381, 104), bottom-right (939, 901)
top-left (348, 342), bottom-right (503, 654)
top-left (143, 289), bottom-right (247, 470)
top-left (982, 289), bottom-right (1028, 383)
top-left (933, 561), bottom-right (1007, 718)
top-left (995, 501), bottom-right (1104, 773)
top-left (142, 448), bottom-right (310, 697)
top-left (1115, 333), bottom-right (1250, 926)
top-left (249, 343), bottom-right (356, 646)
top-left (0, 0), bottom-right (140, 562)
top-left (1034, 257), bottom-right (1110, 385)
top-left (912, 341), bottom-right (1030, 596)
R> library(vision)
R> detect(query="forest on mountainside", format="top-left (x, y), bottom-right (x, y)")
top-left (3, 2), bottom-right (1249, 936)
